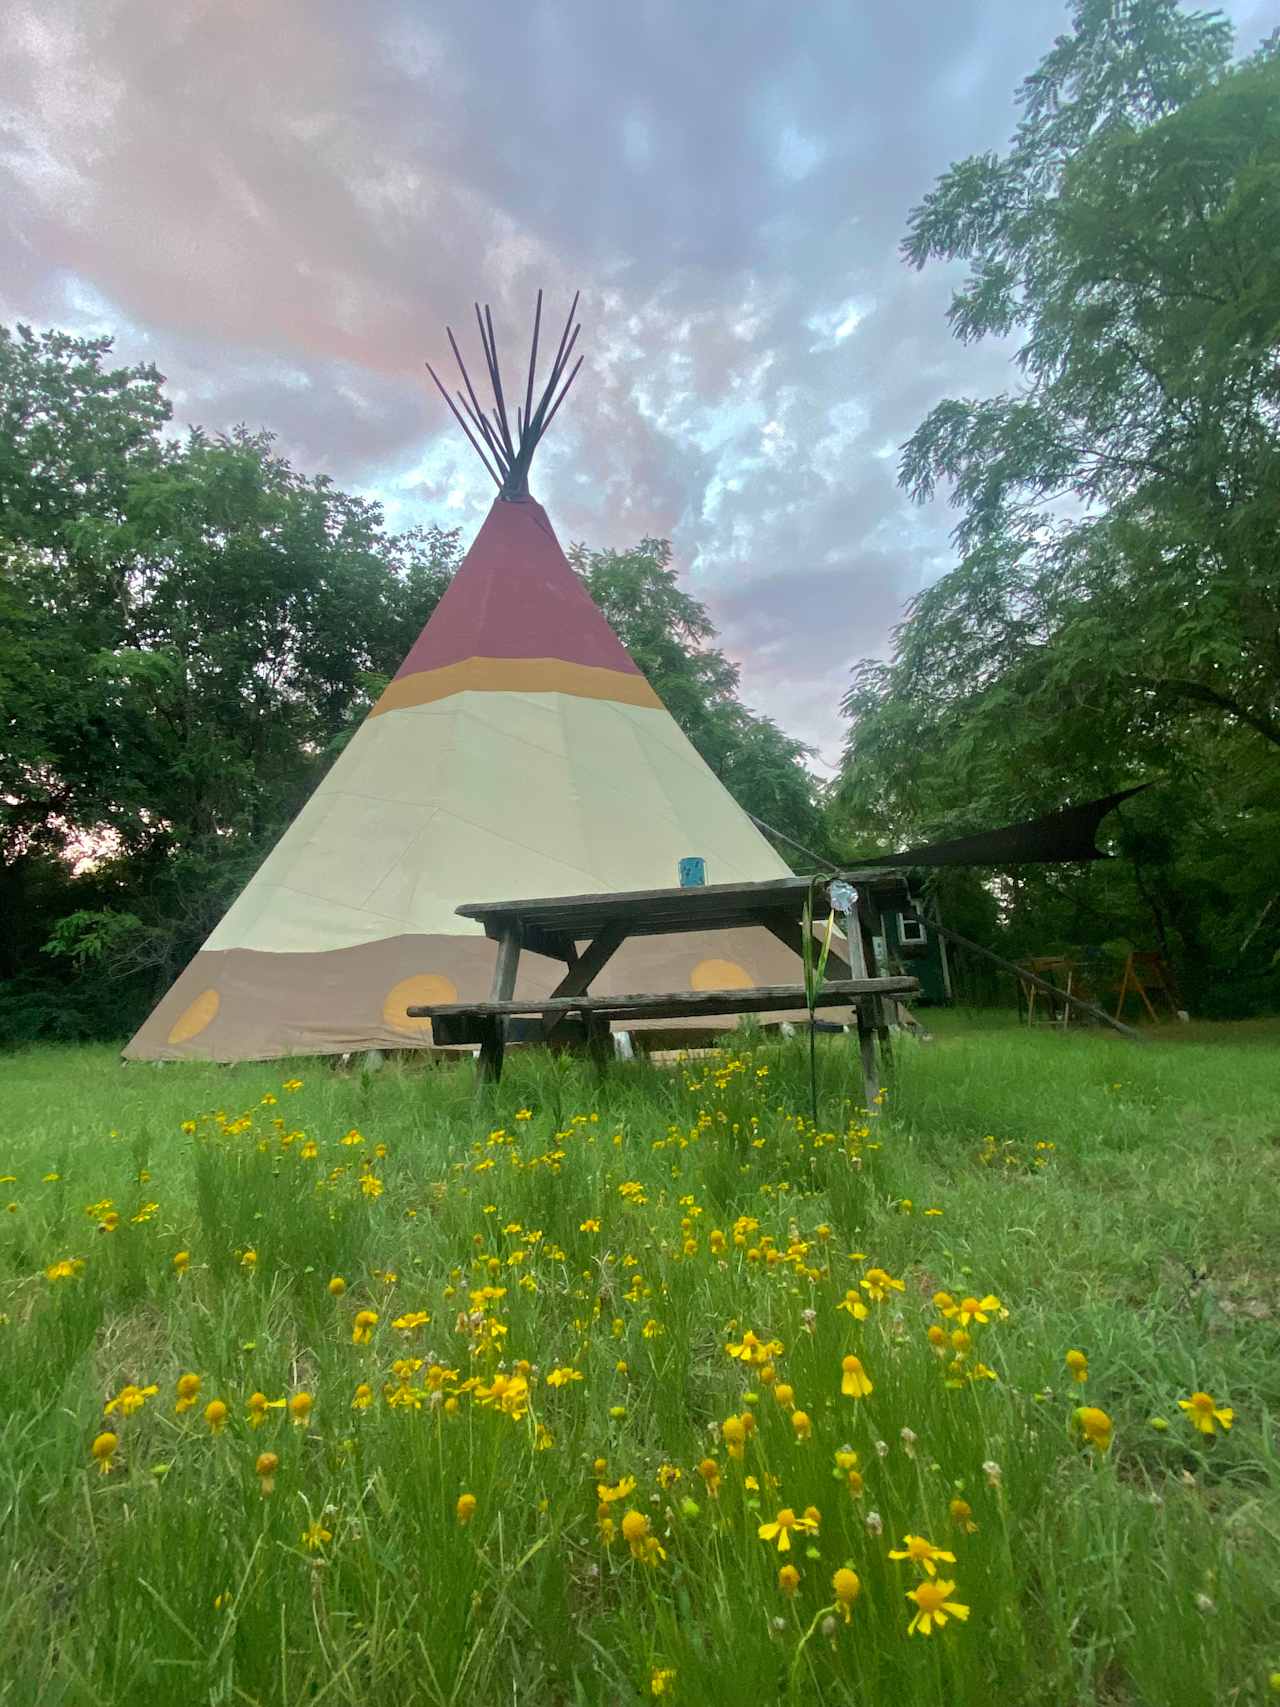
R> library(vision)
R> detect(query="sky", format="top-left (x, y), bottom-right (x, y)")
top-left (1, 0), bottom-right (1272, 772)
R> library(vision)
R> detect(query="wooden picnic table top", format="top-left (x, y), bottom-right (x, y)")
top-left (455, 871), bottom-right (908, 957)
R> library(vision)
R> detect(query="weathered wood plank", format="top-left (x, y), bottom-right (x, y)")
top-left (541, 922), bottom-right (628, 1041)
top-left (458, 872), bottom-right (910, 945)
top-left (489, 925), bottom-right (522, 1001)
top-left (409, 976), bottom-right (917, 1028)
top-left (479, 924), bottom-right (522, 1080)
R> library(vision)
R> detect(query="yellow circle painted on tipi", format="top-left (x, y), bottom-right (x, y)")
top-left (167, 988), bottom-right (220, 1045)
top-left (690, 958), bottom-right (754, 991)
top-left (383, 973), bottom-right (459, 1036)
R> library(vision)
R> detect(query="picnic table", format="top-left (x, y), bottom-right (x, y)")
top-left (407, 872), bottom-right (920, 1095)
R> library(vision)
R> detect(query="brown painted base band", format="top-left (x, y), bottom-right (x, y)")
top-left (123, 927), bottom-right (826, 1062)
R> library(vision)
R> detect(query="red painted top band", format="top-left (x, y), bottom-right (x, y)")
top-left (392, 496), bottom-right (643, 680)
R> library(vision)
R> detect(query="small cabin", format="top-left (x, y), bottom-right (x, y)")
top-left (873, 901), bottom-right (952, 1005)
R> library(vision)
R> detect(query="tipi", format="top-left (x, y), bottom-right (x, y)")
top-left (125, 296), bottom-right (801, 1061)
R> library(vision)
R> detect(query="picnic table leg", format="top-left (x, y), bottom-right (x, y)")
top-left (477, 1015), bottom-right (505, 1082)
top-left (477, 925), bottom-right (521, 1085)
top-left (855, 1000), bottom-right (880, 1107)
top-left (586, 1014), bottom-right (613, 1078)
top-left (842, 908), bottom-right (882, 1110)
top-left (862, 914), bottom-right (896, 1094)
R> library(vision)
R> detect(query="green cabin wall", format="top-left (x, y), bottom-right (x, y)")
top-left (873, 897), bottom-right (952, 1005)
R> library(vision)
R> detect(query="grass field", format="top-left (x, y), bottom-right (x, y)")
top-left (2, 1014), bottom-right (1278, 1706)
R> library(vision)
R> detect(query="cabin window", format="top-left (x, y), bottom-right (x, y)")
top-left (898, 912), bottom-right (927, 945)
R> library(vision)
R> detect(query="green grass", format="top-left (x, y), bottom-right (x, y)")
top-left (1, 1016), bottom-right (1278, 1706)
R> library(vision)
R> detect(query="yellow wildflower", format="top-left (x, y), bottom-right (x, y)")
top-left (757, 1507), bottom-right (816, 1553)
top-left (833, 1566), bottom-right (861, 1621)
top-left (91, 1431), bottom-right (119, 1474)
top-left (791, 1409), bottom-right (812, 1442)
top-left (778, 1563), bottom-right (801, 1598)
top-left (841, 1355), bottom-right (873, 1398)
top-left (597, 1475), bottom-right (637, 1504)
top-left (45, 1258), bottom-right (85, 1282)
top-left (175, 1372), bottom-right (202, 1414)
top-left (104, 1383), bottom-right (158, 1417)
top-left (474, 1371), bottom-right (530, 1419)
top-left (697, 1458), bottom-right (721, 1497)
top-left (620, 1509), bottom-right (665, 1564)
top-left (351, 1309), bottom-right (378, 1345)
top-left (721, 1415), bottom-right (747, 1460)
top-left (837, 1288), bottom-right (869, 1320)
top-left (545, 1366), bottom-right (583, 1387)
top-left (946, 1295), bottom-right (1002, 1327)
top-left (889, 1534), bottom-right (956, 1578)
top-left (650, 1667), bottom-right (676, 1696)
top-left (301, 1518), bottom-right (332, 1552)
top-left (949, 1498), bottom-right (978, 1533)
top-left (1178, 1391), bottom-right (1234, 1436)
top-left (351, 1382), bottom-right (373, 1410)
top-left (906, 1577), bottom-right (970, 1636)
top-left (172, 1251), bottom-right (190, 1275)
top-left (256, 1451), bottom-right (279, 1495)
top-left (247, 1392), bottom-right (285, 1427)
top-left (328, 1276), bottom-right (347, 1297)
top-left (1072, 1406), bottom-right (1113, 1452)
top-left (725, 1329), bottom-right (782, 1366)
top-left (289, 1392), bottom-right (313, 1427)
top-left (392, 1310), bottom-right (430, 1333)
top-left (456, 1492), bottom-right (477, 1525)
top-left (1065, 1348), bottom-right (1089, 1383)
top-left (204, 1399), bottom-right (229, 1434)
top-left (860, 1267), bottom-right (905, 1303)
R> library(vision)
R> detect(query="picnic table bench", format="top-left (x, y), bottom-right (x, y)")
top-left (408, 872), bottom-right (919, 1094)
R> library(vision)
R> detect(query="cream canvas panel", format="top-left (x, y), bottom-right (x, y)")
top-left (205, 689), bottom-right (794, 957)
top-left (561, 698), bottom-right (793, 884)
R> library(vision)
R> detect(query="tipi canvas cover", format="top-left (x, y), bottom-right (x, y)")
top-left (125, 302), bottom-right (804, 1061)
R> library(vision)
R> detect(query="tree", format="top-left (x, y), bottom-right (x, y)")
top-left (852, 1), bottom-right (1278, 797)
top-left (835, 1), bottom-right (1280, 1009)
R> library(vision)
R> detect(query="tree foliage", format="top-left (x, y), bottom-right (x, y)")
top-left (837, 0), bottom-right (1280, 1011)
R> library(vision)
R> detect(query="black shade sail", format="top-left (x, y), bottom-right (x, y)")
top-left (862, 785), bottom-right (1150, 869)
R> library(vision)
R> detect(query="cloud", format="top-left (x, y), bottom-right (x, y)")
top-left (0, 0), bottom-right (1268, 762)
